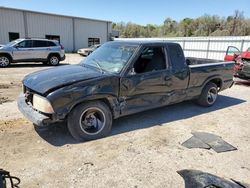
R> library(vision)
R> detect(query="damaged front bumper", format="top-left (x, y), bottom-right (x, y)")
top-left (17, 94), bottom-right (54, 127)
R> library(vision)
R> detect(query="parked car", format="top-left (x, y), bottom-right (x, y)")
top-left (77, 44), bottom-right (100, 56)
top-left (0, 38), bottom-right (65, 67)
top-left (224, 46), bottom-right (250, 79)
top-left (18, 41), bottom-right (234, 141)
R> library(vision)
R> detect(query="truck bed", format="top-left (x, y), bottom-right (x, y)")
top-left (186, 57), bottom-right (224, 65)
top-left (185, 57), bottom-right (235, 97)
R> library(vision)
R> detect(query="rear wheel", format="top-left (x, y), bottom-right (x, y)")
top-left (48, 55), bottom-right (60, 66)
top-left (0, 55), bottom-right (11, 67)
top-left (196, 82), bottom-right (218, 107)
top-left (67, 101), bottom-right (112, 141)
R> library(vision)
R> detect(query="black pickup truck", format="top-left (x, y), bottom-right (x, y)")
top-left (18, 41), bottom-right (234, 141)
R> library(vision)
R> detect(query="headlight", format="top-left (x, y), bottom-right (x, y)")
top-left (33, 94), bottom-right (54, 113)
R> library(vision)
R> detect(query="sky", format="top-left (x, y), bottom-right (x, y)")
top-left (1, 0), bottom-right (250, 25)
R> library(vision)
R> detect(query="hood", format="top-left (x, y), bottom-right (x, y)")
top-left (0, 45), bottom-right (14, 51)
top-left (0, 45), bottom-right (9, 50)
top-left (23, 65), bottom-right (103, 94)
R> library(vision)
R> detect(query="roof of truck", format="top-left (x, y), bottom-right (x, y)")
top-left (109, 40), bottom-right (177, 46)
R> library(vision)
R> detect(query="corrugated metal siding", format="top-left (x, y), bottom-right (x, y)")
top-left (115, 36), bottom-right (250, 60)
top-left (107, 22), bottom-right (112, 38)
top-left (74, 19), bottom-right (108, 50)
top-left (26, 12), bottom-right (74, 52)
top-left (0, 8), bottom-right (25, 44)
top-left (0, 7), bottom-right (112, 52)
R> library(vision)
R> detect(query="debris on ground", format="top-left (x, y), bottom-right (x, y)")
top-left (0, 97), bottom-right (11, 104)
top-left (177, 169), bottom-right (250, 188)
top-left (0, 84), bottom-right (9, 89)
top-left (182, 132), bottom-right (237, 153)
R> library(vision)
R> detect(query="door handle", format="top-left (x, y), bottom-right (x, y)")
top-left (164, 76), bottom-right (171, 81)
top-left (164, 76), bottom-right (172, 87)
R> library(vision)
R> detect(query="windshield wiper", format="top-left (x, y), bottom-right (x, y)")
top-left (92, 58), bottom-right (105, 74)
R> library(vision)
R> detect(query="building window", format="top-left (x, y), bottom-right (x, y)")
top-left (45, 35), bottom-right (60, 43)
top-left (88, 38), bottom-right (100, 47)
top-left (9, 32), bottom-right (20, 41)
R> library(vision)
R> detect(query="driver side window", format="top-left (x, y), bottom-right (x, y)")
top-left (133, 46), bottom-right (166, 74)
top-left (17, 40), bottom-right (32, 48)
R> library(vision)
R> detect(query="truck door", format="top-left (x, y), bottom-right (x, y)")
top-left (166, 43), bottom-right (189, 101)
top-left (120, 45), bottom-right (173, 116)
top-left (224, 46), bottom-right (240, 61)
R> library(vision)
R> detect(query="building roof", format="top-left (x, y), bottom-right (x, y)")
top-left (0, 6), bottom-right (112, 23)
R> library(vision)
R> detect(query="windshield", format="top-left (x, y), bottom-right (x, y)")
top-left (5, 39), bottom-right (22, 47)
top-left (80, 42), bottom-right (138, 74)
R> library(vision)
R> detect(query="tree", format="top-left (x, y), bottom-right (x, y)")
top-left (163, 17), bottom-right (177, 36)
top-left (179, 18), bottom-right (194, 36)
top-left (112, 10), bottom-right (250, 38)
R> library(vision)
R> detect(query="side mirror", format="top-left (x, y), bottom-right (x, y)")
top-left (15, 44), bottom-right (20, 48)
top-left (128, 68), bottom-right (136, 76)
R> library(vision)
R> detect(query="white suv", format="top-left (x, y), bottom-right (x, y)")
top-left (0, 38), bottom-right (65, 67)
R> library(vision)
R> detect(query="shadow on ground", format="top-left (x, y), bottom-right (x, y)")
top-left (234, 79), bottom-right (250, 87)
top-left (35, 95), bottom-right (246, 146)
top-left (5, 63), bottom-right (69, 68)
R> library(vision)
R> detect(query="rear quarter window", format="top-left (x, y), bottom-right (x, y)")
top-left (48, 41), bottom-right (56, 46)
top-left (168, 44), bottom-right (186, 70)
top-left (33, 40), bottom-right (48, 48)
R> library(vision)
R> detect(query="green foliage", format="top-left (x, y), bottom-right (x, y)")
top-left (113, 10), bottom-right (250, 37)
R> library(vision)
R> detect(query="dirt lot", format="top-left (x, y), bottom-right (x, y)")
top-left (0, 54), bottom-right (250, 187)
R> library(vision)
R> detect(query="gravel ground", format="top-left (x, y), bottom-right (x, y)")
top-left (0, 54), bottom-right (250, 188)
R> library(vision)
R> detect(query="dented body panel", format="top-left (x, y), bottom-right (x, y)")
top-left (18, 41), bottom-right (234, 126)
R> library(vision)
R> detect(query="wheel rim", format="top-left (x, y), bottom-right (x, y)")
top-left (50, 56), bottom-right (59, 65)
top-left (79, 107), bottom-right (106, 135)
top-left (207, 87), bottom-right (217, 105)
top-left (0, 57), bottom-right (9, 67)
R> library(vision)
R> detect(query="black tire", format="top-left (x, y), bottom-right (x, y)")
top-left (0, 55), bottom-right (11, 67)
top-left (67, 101), bottom-right (112, 141)
top-left (48, 55), bottom-right (60, 66)
top-left (196, 82), bottom-right (218, 107)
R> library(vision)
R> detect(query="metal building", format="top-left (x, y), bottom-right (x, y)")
top-left (0, 7), bottom-right (112, 52)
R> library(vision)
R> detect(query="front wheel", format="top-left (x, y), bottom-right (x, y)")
top-left (196, 82), bottom-right (218, 107)
top-left (67, 101), bottom-right (112, 141)
top-left (0, 55), bottom-right (11, 67)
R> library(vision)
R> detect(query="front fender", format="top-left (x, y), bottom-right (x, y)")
top-left (69, 94), bottom-right (120, 119)
top-left (47, 76), bottom-right (120, 119)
